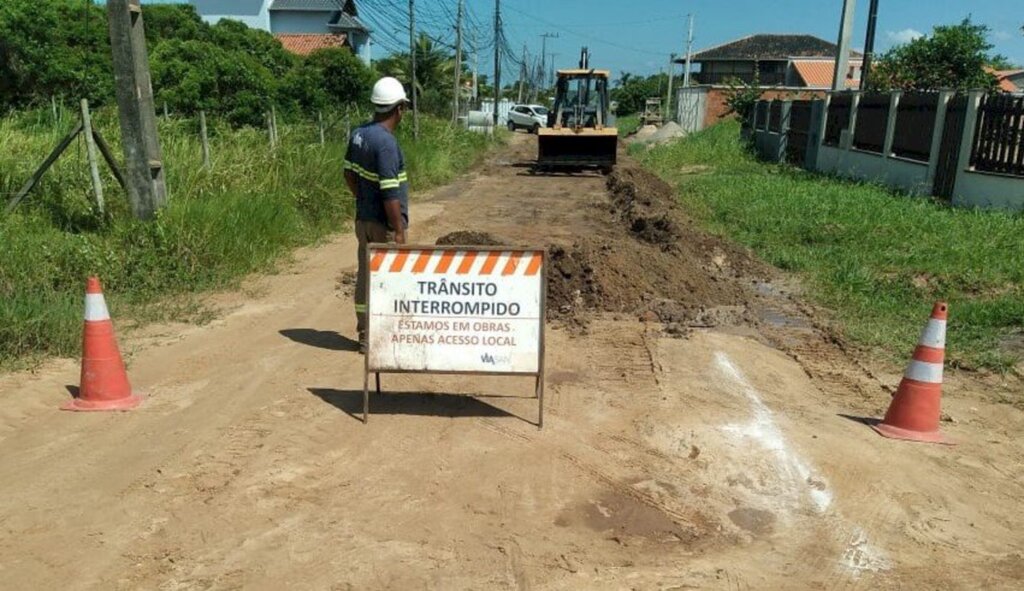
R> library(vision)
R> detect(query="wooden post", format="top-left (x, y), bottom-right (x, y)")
top-left (91, 129), bottom-right (127, 192)
top-left (318, 111), bottom-right (325, 145)
top-left (51, 96), bottom-right (59, 123)
top-left (271, 106), bottom-right (279, 148)
top-left (107, 0), bottom-right (167, 220)
top-left (4, 122), bottom-right (83, 214)
top-left (163, 101), bottom-right (169, 119)
top-left (80, 99), bottom-right (105, 214)
top-left (267, 111), bottom-right (276, 150)
top-left (199, 110), bottom-right (211, 167)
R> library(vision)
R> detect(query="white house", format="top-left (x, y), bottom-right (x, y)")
top-left (190, 0), bottom-right (372, 63)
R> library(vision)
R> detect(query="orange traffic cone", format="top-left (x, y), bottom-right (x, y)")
top-left (872, 302), bottom-right (952, 444)
top-left (61, 277), bottom-right (141, 412)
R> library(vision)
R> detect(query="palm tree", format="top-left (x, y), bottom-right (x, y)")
top-left (376, 34), bottom-right (458, 96)
top-left (376, 34), bottom-right (472, 115)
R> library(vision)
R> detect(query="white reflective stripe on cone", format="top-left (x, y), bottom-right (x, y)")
top-left (919, 319), bottom-right (946, 348)
top-left (84, 293), bottom-right (111, 322)
top-left (905, 360), bottom-right (944, 383)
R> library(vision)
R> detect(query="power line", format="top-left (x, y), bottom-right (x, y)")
top-left (502, 4), bottom-right (665, 57)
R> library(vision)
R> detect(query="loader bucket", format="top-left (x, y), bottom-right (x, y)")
top-left (537, 128), bottom-right (618, 169)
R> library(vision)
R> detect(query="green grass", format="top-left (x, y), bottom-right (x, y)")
top-left (640, 120), bottom-right (1024, 372)
top-left (0, 106), bottom-right (496, 368)
top-left (616, 114), bottom-right (641, 138)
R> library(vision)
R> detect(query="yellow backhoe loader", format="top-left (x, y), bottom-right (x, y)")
top-left (537, 48), bottom-right (618, 172)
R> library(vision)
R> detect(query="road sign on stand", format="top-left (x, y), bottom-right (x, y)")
top-left (365, 245), bottom-right (547, 427)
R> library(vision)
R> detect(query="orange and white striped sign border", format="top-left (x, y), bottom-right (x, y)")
top-left (369, 248), bottom-right (544, 277)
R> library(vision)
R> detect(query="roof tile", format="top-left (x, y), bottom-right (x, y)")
top-left (793, 59), bottom-right (861, 89)
top-left (275, 33), bottom-right (349, 56)
top-left (693, 34), bottom-right (862, 61)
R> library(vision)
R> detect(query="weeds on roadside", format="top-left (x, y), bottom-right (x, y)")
top-left (0, 107), bottom-right (494, 368)
top-left (641, 120), bottom-right (1024, 372)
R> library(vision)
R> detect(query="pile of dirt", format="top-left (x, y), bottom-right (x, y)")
top-left (546, 164), bottom-right (765, 331)
top-left (435, 231), bottom-right (507, 246)
top-left (632, 121), bottom-right (687, 146)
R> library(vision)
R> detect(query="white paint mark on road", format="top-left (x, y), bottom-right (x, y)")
top-left (713, 351), bottom-right (891, 578)
top-left (839, 526), bottom-right (893, 577)
top-left (714, 351), bottom-right (832, 513)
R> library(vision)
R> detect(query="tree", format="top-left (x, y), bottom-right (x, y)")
top-left (0, 0), bottom-right (112, 108)
top-left (150, 39), bottom-right (278, 126)
top-left (611, 72), bottom-right (668, 116)
top-left (375, 34), bottom-right (465, 116)
top-left (869, 19), bottom-right (1001, 91)
top-left (722, 72), bottom-right (762, 121)
top-left (0, 1), bottom-right (374, 125)
top-left (282, 48), bottom-right (373, 112)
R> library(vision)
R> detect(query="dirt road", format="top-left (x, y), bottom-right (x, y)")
top-left (2, 134), bottom-right (1023, 590)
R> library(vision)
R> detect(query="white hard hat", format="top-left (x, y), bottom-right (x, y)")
top-left (371, 77), bottom-right (409, 112)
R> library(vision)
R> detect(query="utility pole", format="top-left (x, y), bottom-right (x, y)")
top-left (549, 53), bottom-right (559, 87)
top-left (860, 0), bottom-right (880, 89)
top-left (540, 33), bottom-right (558, 91)
top-left (493, 0), bottom-right (502, 125)
top-left (683, 14), bottom-right (694, 88)
top-left (409, 0), bottom-right (419, 139)
top-left (666, 53), bottom-right (677, 123)
top-left (453, 0), bottom-right (464, 123)
top-left (107, 0), bottom-right (167, 220)
top-left (517, 43), bottom-right (527, 103)
top-left (832, 0), bottom-right (857, 91)
top-left (472, 29), bottom-right (479, 107)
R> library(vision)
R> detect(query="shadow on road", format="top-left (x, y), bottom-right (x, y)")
top-left (837, 413), bottom-right (881, 427)
top-left (280, 329), bottom-right (360, 352)
top-left (308, 387), bottom-right (530, 425)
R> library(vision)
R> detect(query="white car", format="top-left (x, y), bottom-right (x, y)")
top-left (507, 104), bottom-right (549, 133)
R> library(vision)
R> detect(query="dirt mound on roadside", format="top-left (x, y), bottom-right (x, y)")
top-left (435, 231), bottom-right (507, 246)
top-left (546, 164), bottom-right (765, 330)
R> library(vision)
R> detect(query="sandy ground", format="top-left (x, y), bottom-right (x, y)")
top-left (1, 134), bottom-right (1023, 590)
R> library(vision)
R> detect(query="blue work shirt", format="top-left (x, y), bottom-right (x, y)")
top-left (344, 122), bottom-right (410, 229)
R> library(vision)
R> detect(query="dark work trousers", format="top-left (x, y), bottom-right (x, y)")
top-left (355, 220), bottom-right (394, 340)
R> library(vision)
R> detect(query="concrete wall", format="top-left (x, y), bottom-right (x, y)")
top-left (753, 130), bottom-right (787, 162)
top-left (480, 99), bottom-right (515, 125)
top-left (816, 146), bottom-right (930, 194)
top-left (270, 11), bottom-right (333, 34)
top-left (953, 171), bottom-right (1024, 211)
top-left (802, 89), bottom-right (1024, 211)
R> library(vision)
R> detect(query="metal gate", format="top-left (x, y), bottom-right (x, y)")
top-left (933, 95), bottom-right (967, 199)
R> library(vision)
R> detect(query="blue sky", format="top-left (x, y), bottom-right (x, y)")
top-left (146, 1), bottom-right (1023, 76)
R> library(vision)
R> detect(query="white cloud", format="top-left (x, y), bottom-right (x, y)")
top-left (993, 30), bottom-right (1013, 42)
top-left (886, 28), bottom-right (925, 45)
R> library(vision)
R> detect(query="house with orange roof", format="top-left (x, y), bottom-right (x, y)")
top-left (191, 0), bottom-right (372, 63)
top-left (985, 67), bottom-right (1023, 92)
top-left (679, 34), bottom-right (862, 89)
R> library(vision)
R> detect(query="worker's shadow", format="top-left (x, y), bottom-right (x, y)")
top-left (280, 329), bottom-right (360, 352)
top-left (308, 387), bottom-right (531, 425)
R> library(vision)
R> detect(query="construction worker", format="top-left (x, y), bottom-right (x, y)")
top-left (344, 76), bottom-right (410, 353)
